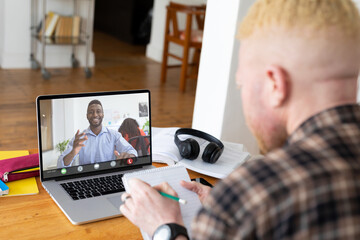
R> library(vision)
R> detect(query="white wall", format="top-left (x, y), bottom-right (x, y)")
top-left (220, 0), bottom-right (258, 153)
top-left (354, 0), bottom-right (360, 11)
top-left (146, 0), bottom-right (206, 64)
top-left (192, 0), bottom-right (259, 154)
top-left (0, 0), bottom-right (95, 69)
top-left (0, 0), bottom-right (4, 67)
top-left (1, 0), bottom-right (31, 68)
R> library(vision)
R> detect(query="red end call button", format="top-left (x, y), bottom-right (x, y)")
top-left (127, 158), bottom-right (134, 165)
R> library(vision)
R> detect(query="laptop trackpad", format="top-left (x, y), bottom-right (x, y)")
top-left (107, 195), bottom-right (123, 211)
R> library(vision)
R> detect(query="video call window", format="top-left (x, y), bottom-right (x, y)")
top-left (39, 93), bottom-right (151, 173)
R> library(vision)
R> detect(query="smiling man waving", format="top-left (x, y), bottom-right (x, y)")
top-left (58, 99), bottom-right (137, 168)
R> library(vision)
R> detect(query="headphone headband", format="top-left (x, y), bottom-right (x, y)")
top-left (175, 128), bottom-right (224, 149)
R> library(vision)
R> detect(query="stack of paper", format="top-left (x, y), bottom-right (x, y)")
top-left (122, 165), bottom-right (202, 240)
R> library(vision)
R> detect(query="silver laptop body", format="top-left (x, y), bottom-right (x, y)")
top-left (36, 90), bottom-right (153, 225)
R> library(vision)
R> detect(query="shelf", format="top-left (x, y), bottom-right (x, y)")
top-left (33, 35), bottom-right (86, 45)
top-left (30, 0), bottom-right (94, 79)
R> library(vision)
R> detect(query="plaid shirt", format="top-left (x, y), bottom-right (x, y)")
top-left (192, 104), bottom-right (360, 239)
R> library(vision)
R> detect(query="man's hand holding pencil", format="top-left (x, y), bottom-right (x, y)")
top-left (120, 179), bottom-right (185, 237)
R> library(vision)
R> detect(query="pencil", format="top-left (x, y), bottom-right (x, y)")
top-left (159, 191), bottom-right (187, 205)
top-left (12, 167), bottom-right (40, 174)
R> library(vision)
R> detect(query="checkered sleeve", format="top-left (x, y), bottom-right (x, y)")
top-left (191, 164), bottom-right (259, 239)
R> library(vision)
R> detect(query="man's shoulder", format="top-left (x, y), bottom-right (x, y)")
top-left (203, 145), bottom-right (314, 223)
top-left (211, 133), bottom-right (360, 207)
top-left (232, 141), bottom-right (327, 189)
top-left (226, 146), bottom-right (295, 182)
top-left (207, 143), bottom-right (315, 206)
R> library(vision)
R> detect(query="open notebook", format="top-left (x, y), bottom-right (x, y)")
top-left (122, 165), bottom-right (202, 240)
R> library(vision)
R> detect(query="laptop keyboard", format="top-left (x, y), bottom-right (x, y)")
top-left (60, 174), bottom-right (125, 200)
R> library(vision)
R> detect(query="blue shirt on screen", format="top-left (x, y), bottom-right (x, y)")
top-left (57, 127), bottom-right (137, 168)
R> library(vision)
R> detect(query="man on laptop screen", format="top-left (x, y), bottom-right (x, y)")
top-left (58, 99), bottom-right (137, 168)
top-left (39, 91), bottom-right (151, 180)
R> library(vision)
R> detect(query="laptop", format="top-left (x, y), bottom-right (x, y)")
top-left (36, 90), bottom-right (153, 225)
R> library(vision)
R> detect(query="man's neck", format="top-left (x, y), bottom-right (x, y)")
top-left (287, 99), bottom-right (356, 135)
top-left (90, 125), bottom-right (102, 136)
top-left (286, 78), bottom-right (358, 134)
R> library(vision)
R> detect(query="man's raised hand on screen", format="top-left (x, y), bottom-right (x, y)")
top-left (72, 130), bottom-right (88, 155)
top-left (62, 130), bottom-right (88, 166)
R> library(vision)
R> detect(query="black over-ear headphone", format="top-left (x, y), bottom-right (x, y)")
top-left (174, 128), bottom-right (224, 164)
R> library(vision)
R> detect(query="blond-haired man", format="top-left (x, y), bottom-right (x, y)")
top-left (120, 0), bottom-right (360, 239)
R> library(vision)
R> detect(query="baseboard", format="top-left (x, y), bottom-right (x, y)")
top-left (1, 46), bottom-right (95, 69)
top-left (145, 43), bottom-right (162, 62)
top-left (1, 52), bottom-right (31, 69)
top-left (0, 49), bottom-right (3, 67)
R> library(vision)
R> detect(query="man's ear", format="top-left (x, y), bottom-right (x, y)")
top-left (265, 65), bottom-right (289, 107)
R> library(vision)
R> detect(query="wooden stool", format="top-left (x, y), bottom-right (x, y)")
top-left (160, 2), bottom-right (206, 92)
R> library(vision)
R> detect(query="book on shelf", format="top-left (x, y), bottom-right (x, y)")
top-left (55, 17), bottom-right (64, 38)
top-left (45, 13), bottom-right (59, 37)
top-left (72, 16), bottom-right (81, 38)
top-left (55, 16), bottom-right (68, 43)
top-left (38, 12), bottom-right (82, 44)
top-left (151, 127), bottom-right (251, 179)
top-left (55, 15), bottom-right (81, 44)
top-left (38, 11), bottom-right (54, 37)
top-left (64, 17), bottom-right (73, 37)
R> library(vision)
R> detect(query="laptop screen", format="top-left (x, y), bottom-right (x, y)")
top-left (37, 90), bottom-right (152, 181)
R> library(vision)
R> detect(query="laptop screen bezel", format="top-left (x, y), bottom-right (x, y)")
top-left (36, 89), bottom-right (152, 182)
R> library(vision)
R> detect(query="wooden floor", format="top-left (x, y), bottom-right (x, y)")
top-left (0, 31), bottom-right (198, 151)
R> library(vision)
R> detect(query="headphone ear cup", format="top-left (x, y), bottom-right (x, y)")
top-left (202, 142), bottom-right (222, 163)
top-left (179, 139), bottom-right (200, 160)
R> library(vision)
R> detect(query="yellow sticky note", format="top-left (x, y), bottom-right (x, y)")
top-left (3, 177), bottom-right (39, 197)
top-left (0, 150), bottom-right (29, 160)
